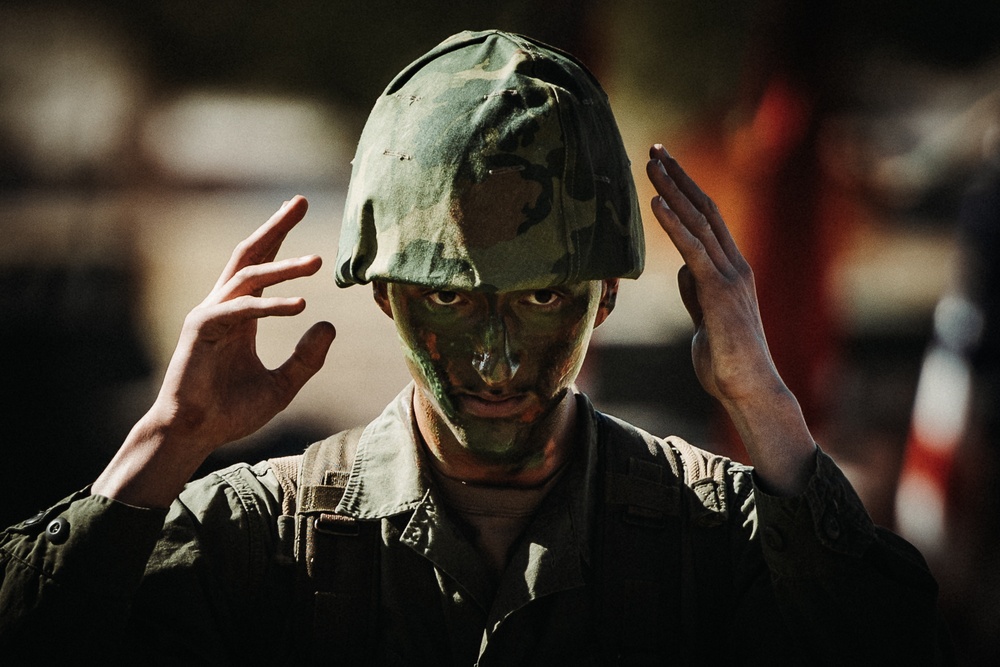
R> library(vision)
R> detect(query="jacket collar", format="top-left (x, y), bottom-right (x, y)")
top-left (335, 382), bottom-right (599, 612)
top-left (336, 383), bottom-right (430, 520)
top-left (337, 383), bottom-right (597, 525)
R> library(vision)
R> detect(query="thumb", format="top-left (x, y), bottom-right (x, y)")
top-left (274, 321), bottom-right (336, 398)
top-left (677, 265), bottom-right (704, 327)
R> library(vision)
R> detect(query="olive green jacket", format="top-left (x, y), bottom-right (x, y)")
top-left (0, 387), bottom-right (949, 665)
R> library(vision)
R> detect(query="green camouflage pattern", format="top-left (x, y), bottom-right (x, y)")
top-left (335, 29), bottom-right (644, 292)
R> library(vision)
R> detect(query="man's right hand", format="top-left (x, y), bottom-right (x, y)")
top-left (92, 196), bottom-right (336, 508)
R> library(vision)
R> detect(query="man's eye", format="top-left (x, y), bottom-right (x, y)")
top-left (428, 291), bottom-right (461, 306)
top-left (525, 290), bottom-right (559, 306)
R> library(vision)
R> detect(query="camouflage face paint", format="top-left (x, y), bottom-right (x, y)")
top-left (386, 280), bottom-right (604, 464)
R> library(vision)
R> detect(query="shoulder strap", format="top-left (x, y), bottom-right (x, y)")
top-left (269, 455), bottom-right (300, 517)
top-left (595, 412), bottom-right (734, 666)
top-left (270, 426), bottom-right (379, 665)
top-left (595, 412), bottom-right (683, 665)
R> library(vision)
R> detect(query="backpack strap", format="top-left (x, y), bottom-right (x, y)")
top-left (595, 412), bottom-right (733, 666)
top-left (269, 426), bottom-right (379, 665)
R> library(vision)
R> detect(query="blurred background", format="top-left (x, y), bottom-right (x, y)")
top-left (1, 0), bottom-right (998, 662)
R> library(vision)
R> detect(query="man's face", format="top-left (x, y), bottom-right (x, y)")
top-left (376, 280), bottom-right (616, 464)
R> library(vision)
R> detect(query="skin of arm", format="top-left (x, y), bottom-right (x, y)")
top-left (646, 144), bottom-right (817, 495)
top-left (91, 196), bottom-right (336, 508)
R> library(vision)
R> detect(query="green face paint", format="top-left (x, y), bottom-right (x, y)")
top-left (386, 281), bottom-right (604, 464)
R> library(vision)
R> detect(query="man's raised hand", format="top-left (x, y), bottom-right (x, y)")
top-left (646, 145), bottom-right (816, 494)
top-left (645, 145), bottom-right (779, 406)
top-left (92, 196), bottom-right (335, 507)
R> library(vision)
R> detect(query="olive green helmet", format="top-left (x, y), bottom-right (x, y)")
top-left (335, 29), bottom-right (644, 292)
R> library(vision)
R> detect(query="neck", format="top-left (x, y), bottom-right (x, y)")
top-left (414, 388), bottom-right (579, 488)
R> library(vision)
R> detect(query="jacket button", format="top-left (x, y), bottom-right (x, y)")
top-left (763, 526), bottom-right (785, 552)
top-left (45, 517), bottom-right (70, 544)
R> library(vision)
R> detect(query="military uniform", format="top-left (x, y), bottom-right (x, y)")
top-left (0, 385), bottom-right (948, 664)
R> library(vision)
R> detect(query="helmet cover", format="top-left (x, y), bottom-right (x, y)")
top-left (335, 29), bottom-right (644, 291)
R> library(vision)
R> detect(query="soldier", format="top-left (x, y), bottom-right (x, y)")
top-left (1, 30), bottom-right (949, 665)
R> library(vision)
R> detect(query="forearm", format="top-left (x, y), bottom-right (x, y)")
top-left (92, 411), bottom-right (212, 509)
top-left (721, 382), bottom-right (817, 496)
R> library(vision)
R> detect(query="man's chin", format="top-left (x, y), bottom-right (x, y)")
top-left (448, 425), bottom-right (546, 467)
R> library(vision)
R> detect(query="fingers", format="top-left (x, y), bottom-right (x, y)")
top-left (647, 178), bottom-right (714, 275)
top-left (214, 196), bottom-right (310, 291)
top-left (649, 145), bottom-right (737, 256)
top-left (212, 254), bottom-right (323, 303)
top-left (646, 145), bottom-right (747, 276)
top-left (222, 295), bottom-right (311, 319)
top-left (186, 288), bottom-right (331, 350)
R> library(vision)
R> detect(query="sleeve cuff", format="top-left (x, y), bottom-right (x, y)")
top-left (13, 490), bottom-right (167, 599)
top-left (752, 448), bottom-right (877, 577)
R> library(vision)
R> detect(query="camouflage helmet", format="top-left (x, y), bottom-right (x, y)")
top-left (335, 29), bottom-right (644, 292)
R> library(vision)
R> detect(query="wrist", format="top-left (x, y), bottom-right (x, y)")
top-left (721, 384), bottom-right (817, 496)
top-left (92, 411), bottom-right (213, 509)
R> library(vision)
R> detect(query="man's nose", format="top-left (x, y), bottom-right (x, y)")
top-left (472, 315), bottom-right (519, 387)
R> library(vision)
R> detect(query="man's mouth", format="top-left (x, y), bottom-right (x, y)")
top-left (455, 392), bottom-right (531, 419)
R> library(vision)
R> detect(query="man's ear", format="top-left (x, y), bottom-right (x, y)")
top-left (594, 278), bottom-right (619, 328)
top-left (372, 281), bottom-right (394, 320)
